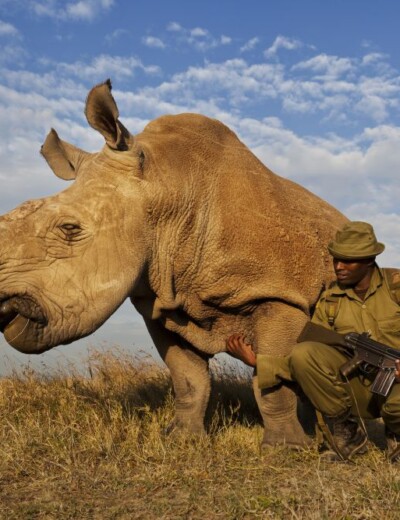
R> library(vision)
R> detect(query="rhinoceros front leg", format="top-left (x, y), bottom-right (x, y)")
top-left (253, 302), bottom-right (312, 449)
top-left (144, 318), bottom-right (211, 434)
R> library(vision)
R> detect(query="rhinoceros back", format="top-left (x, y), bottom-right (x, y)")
top-left (140, 113), bottom-right (347, 315)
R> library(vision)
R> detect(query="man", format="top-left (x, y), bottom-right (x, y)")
top-left (226, 221), bottom-right (400, 462)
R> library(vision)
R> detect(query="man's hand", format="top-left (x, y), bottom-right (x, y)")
top-left (395, 359), bottom-right (400, 383)
top-left (225, 333), bottom-right (256, 367)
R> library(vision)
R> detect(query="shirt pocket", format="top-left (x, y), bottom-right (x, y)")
top-left (378, 314), bottom-right (400, 336)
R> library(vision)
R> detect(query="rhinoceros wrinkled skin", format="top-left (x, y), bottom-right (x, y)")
top-left (0, 80), bottom-right (347, 447)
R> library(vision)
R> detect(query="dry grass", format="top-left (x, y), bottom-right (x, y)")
top-left (0, 349), bottom-right (399, 519)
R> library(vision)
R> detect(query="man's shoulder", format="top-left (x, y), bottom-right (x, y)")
top-left (381, 267), bottom-right (400, 305)
top-left (382, 267), bottom-right (400, 286)
top-left (380, 267), bottom-right (400, 305)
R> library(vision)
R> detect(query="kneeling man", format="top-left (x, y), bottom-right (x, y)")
top-left (227, 222), bottom-right (400, 462)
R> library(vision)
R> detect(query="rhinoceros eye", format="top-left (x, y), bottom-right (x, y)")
top-left (59, 223), bottom-right (82, 239)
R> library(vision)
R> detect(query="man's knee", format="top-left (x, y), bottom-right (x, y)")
top-left (381, 398), bottom-right (400, 433)
top-left (289, 341), bottom-right (321, 374)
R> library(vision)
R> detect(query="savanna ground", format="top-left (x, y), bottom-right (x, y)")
top-left (0, 348), bottom-right (399, 520)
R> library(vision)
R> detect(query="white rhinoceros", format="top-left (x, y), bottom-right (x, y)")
top-left (0, 80), bottom-right (347, 447)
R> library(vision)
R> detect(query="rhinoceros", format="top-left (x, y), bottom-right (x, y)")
top-left (0, 80), bottom-right (347, 447)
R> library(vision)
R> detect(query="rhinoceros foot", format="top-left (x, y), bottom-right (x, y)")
top-left (261, 420), bottom-right (313, 450)
top-left (162, 417), bottom-right (206, 437)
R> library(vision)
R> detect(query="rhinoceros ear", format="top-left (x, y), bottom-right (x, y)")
top-left (84, 79), bottom-right (131, 151)
top-left (41, 129), bottom-right (89, 181)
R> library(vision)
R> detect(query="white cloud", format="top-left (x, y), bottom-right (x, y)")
top-left (293, 53), bottom-right (355, 78)
top-left (191, 27), bottom-right (207, 37)
top-left (30, 0), bottom-right (114, 21)
top-left (264, 35), bottom-right (302, 58)
top-left (354, 95), bottom-right (389, 122)
top-left (240, 37), bottom-right (260, 53)
top-left (358, 75), bottom-right (400, 99)
top-left (0, 67), bottom-right (88, 102)
top-left (142, 36), bottom-right (166, 49)
top-left (362, 52), bottom-right (387, 66)
top-left (367, 214), bottom-right (400, 266)
top-left (105, 28), bottom-right (130, 45)
top-left (54, 54), bottom-right (161, 81)
top-left (0, 44), bottom-right (27, 65)
top-left (167, 21), bottom-right (182, 32)
top-left (0, 95), bottom-right (82, 152)
top-left (148, 59), bottom-right (284, 110)
top-left (166, 21), bottom-right (232, 51)
top-left (66, 0), bottom-right (113, 19)
top-left (0, 19), bottom-right (19, 37)
top-left (361, 39), bottom-right (374, 49)
top-left (220, 35), bottom-right (232, 45)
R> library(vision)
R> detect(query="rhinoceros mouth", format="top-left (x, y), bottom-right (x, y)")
top-left (0, 295), bottom-right (47, 333)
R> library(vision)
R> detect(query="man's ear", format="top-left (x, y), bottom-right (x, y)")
top-left (41, 129), bottom-right (91, 180)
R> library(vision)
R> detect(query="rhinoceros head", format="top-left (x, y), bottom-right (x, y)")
top-left (0, 80), bottom-right (150, 353)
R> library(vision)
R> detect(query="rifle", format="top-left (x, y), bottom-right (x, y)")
top-left (341, 332), bottom-right (399, 396)
top-left (297, 322), bottom-right (400, 397)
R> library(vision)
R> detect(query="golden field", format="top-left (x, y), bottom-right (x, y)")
top-left (0, 349), bottom-right (399, 519)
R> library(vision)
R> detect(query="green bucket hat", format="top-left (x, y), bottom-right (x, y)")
top-left (328, 221), bottom-right (385, 260)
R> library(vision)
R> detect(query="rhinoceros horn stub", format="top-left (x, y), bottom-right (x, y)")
top-left (84, 79), bottom-right (131, 151)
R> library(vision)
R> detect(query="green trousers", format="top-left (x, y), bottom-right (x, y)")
top-left (289, 341), bottom-right (400, 435)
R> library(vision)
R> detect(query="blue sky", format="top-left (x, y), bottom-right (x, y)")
top-left (1, 0), bottom-right (400, 372)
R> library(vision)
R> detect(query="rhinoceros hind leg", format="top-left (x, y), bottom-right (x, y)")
top-left (253, 302), bottom-right (315, 449)
top-left (253, 381), bottom-right (313, 449)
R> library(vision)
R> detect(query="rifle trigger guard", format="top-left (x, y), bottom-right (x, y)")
top-left (359, 362), bottom-right (376, 375)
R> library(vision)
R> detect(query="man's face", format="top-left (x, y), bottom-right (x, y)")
top-left (333, 257), bottom-right (375, 287)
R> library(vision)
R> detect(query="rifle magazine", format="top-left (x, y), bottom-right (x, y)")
top-left (370, 368), bottom-right (396, 397)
